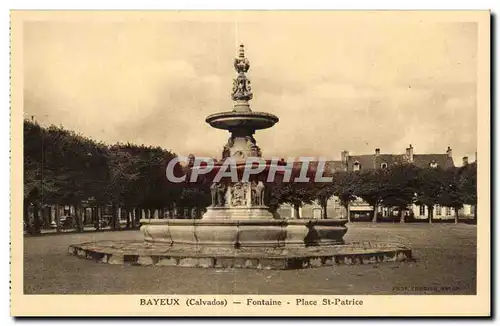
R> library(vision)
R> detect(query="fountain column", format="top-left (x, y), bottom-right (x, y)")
top-left (202, 44), bottom-right (279, 220)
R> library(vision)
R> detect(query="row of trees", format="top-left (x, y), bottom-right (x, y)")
top-left (24, 120), bottom-right (210, 235)
top-left (267, 162), bottom-right (477, 223)
top-left (24, 120), bottom-right (477, 235)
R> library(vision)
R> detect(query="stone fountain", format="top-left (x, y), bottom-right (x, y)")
top-left (68, 45), bottom-right (412, 269)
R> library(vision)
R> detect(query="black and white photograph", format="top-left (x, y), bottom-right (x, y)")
top-left (10, 10), bottom-right (490, 317)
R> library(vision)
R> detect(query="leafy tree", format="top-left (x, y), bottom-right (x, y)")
top-left (439, 168), bottom-right (464, 224)
top-left (355, 169), bottom-right (389, 223)
top-left (381, 164), bottom-right (419, 223)
top-left (270, 183), bottom-right (316, 219)
top-left (24, 121), bottom-right (57, 234)
top-left (178, 184), bottom-right (211, 219)
top-left (331, 172), bottom-right (357, 221)
top-left (106, 145), bottom-right (141, 229)
top-left (415, 167), bottom-right (445, 223)
top-left (24, 120), bottom-right (111, 233)
top-left (313, 183), bottom-right (336, 219)
top-left (458, 162), bottom-right (477, 222)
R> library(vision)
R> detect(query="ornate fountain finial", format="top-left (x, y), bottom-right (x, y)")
top-left (231, 44), bottom-right (253, 105)
top-left (234, 44), bottom-right (250, 73)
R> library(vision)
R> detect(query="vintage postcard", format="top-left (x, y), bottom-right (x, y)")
top-left (10, 10), bottom-right (490, 316)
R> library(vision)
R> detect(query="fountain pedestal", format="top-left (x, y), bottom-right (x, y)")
top-left (69, 44), bottom-right (412, 269)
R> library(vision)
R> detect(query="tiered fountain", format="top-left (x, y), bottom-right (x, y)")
top-left (68, 45), bottom-right (412, 269)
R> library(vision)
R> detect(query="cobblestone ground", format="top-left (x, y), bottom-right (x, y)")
top-left (23, 223), bottom-right (477, 295)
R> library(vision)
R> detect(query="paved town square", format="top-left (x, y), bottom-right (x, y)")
top-left (24, 222), bottom-right (476, 295)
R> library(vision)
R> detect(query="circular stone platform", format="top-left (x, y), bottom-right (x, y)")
top-left (68, 241), bottom-right (412, 270)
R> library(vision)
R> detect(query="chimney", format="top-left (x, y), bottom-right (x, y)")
top-left (405, 144), bottom-right (414, 162)
top-left (188, 154), bottom-right (195, 167)
top-left (375, 148), bottom-right (380, 156)
top-left (341, 150), bottom-right (349, 164)
top-left (446, 146), bottom-right (452, 158)
top-left (462, 156), bottom-right (469, 166)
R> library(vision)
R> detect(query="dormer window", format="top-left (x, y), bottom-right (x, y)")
top-left (380, 163), bottom-right (388, 169)
top-left (429, 161), bottom-right (438, 168)
top-left (353, 161), bottom-right (361, 171)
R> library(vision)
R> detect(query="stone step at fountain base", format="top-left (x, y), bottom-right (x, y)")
top-left (68, 241), bottom-right (412, 270)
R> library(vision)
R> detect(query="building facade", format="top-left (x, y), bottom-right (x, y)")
top-left (277, 145), bottom-right (476, 221)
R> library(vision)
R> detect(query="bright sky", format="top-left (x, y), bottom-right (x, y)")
top-left (23, 12), bottom-right (478, 165)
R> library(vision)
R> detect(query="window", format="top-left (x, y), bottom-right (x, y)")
top-left (353, 161), bottom-right (361, 171)
top-left (381, 163), bottom-right (388, 169)
top-left (419, 205), bottom-right (425, 216)
top-left (382, 207), bottom-right (388, 217)
top-left (445, 207), bottom-right (451, 216)
top-left (436, 205), bottom-right (442, 216)
top-left (429, 161), bottom-right (438, 168)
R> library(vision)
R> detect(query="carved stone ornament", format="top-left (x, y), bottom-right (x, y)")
top-left (231, 44), bottom-right (253, 102)
top-left (210, 183), bottom-right (218, 206)
top-left (230, 182), bottom-right (247, 207)
top-left (216, 183), bottom-right (227, 207)
top-left (255, 181), bottom-right (265, 206)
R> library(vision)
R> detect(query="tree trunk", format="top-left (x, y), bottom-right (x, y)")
top-left (92, 207), bottom-right (99, 231)
top-left (23, 200), bottom-right (31, 235)
top-left (125, 207), bottom-right (131, 229)
top-left (427, 205), bottom-right (433, 224)
top-left (32, 202), bottom-right (41, 235)
top-left (320, 198), bottom-right (328, 219)
top-left (55, 204), bottom-right (61, 233)
top-left (74, 204), bottom-right (83, 232)
top-left (43, 206), bottom-right (49, 229)
top-left (131, 209), bottom-right (137, 228)
top-left (372, 202), bottom-right (379, 223)
top-left (293, 204), bottom-right (301, 219)
top-left (111, 204), bottom-right (118, 230)
top-left (135, 207), bottom-right (141, 224)
top-left (399, 207), bottom-right (405, 223)
top-left (454, 208), bottom-right (459, 224)
top-left (346, 203), bottom-right (351, 222)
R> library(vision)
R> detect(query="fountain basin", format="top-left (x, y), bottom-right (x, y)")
top-left (205, 111), bottom-right (279, 130)
top-left (140, 218), bottom-right (348, 248)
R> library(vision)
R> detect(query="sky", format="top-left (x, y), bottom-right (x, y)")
top-left (23, 12), bottom-right (478, 165)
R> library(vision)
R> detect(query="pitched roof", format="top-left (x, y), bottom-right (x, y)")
top-left (291, 160), bottom-right (345, 177)
top-left (348, 154), bottom-right (406, 171)
top-left (347, 155), bottom-right (376, 170)
top-left (325, 160), bottom-right (346, 173)
top-left (345, 153), bottom-right (455, 171)
top-left (375, 154), bottom-right (405, 168)
top-left (413, 154), bottom-right (454, 169)
top-left (279, 152), bottom-right (455, 175)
